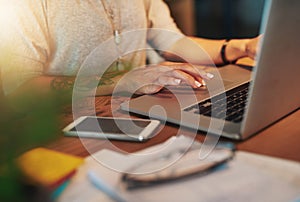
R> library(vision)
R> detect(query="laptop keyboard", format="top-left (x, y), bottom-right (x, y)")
top-left (184, 82), bottom-right (250, 123)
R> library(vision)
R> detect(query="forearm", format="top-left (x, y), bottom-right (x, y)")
top-left (6, 76), bottom-right (75, 113)
top-left (95, 72), bottom-right (133, 95)
top-left (190, 37), bottom-right (250, 64)
top-left (6, 74), bottom-right (130, 111)
top-left (163, 36), bottom-right (250, 65)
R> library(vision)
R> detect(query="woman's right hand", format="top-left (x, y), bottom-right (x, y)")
top-left (116, 62), bottom-right (214, 95)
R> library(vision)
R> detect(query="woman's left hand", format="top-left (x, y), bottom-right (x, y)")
top-left (245, 35), bottom-right (263, 60)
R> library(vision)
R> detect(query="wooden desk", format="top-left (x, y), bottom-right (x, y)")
top-left (47, 95), bottom-right (300, 162)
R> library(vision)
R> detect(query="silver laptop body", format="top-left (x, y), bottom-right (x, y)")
top-left (121, 0), bottom-right (300, 140)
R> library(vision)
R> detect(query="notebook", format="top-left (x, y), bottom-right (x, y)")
top-left (121, 0), bottom-right (300, 140)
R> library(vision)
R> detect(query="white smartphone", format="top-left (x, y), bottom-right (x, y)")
top-left (63, 116), bottom-right (161, 142)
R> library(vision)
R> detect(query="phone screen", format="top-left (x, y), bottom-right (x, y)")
top-left (69, 117), bottom-right (151, 135)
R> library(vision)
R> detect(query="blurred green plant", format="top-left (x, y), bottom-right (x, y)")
top-left (0, 89), bottom-right (64, 202)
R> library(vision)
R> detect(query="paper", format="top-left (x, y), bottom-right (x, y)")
top-left (18, 147), bottom-right (84, 189)
top-left (57, 136), bottom-right (300, 202)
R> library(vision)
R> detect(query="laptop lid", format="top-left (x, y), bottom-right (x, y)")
top-left (121, 0), bottom-right (300, 140)
top-left (241, 0), bottom-right (300, 138)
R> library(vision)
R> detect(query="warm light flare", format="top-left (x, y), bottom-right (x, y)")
top-left (0, 2), bottom-right (16, 41)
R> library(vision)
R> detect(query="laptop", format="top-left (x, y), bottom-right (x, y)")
top-left (120, 0), bottom-right (300, 140)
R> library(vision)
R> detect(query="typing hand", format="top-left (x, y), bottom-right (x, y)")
top-left (117, 63), bottom-right (214, 95)
top-left (245, 35), bottom-right (263, 60)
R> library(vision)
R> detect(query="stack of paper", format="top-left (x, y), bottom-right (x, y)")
top-left (57, 136), bottom-right (300, 202)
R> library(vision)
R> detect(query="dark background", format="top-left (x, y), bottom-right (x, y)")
top-left (166, 0), bottom-right (265, 39)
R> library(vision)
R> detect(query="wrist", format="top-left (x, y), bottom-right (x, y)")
top-left (220, 39), bottom-right (237, 65)
top-left (224, 39), bottom-right (249, 62)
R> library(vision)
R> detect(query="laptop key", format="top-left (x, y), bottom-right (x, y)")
top-left (184, 82), bottom-right (250, 123)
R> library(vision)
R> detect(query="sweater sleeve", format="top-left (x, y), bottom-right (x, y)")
top-left (145, 0), bottom-right (185, 51)
top-left (0, 0), bottom-right (50, 94)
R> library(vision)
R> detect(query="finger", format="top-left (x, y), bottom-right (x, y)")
top-left (187, 66), bottom-right (215, 80)
top-left (168, 64), bottom-right (214, 80)
top-left (169, 69), bottom-right (203, 88)
top-left (158, 65), bottom-right (202, 87)
top-left (157, 76), bottom-right (182, 86)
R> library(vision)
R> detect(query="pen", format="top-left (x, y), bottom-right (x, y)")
top-left (87, 170), bottom-right (127, 202)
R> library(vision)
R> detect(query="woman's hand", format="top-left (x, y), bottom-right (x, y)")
top-left (225, 35), bottom-right (263, 63)
top-left (245, 35), bottom-right (263, 60)
top-left (116, 63), bottom-right (214, 95)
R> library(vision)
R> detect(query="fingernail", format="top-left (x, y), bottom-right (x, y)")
top-left (206, 73), bottom-right (214, 79)
top-left (202, 80), bottom-right (206, 86)
top-left (195, 81), bottom-right (202, 87)
top-left (174, 79), bottom-right (181, 84)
